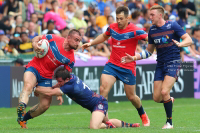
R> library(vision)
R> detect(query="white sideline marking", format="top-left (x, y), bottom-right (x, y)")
top-left (0, 104), bottom-right (199, 120)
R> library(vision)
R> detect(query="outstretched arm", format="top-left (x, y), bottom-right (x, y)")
top-left (35, 87), bottom-right (63, 97)
top-left (172, 33), bottom-right (193, 47)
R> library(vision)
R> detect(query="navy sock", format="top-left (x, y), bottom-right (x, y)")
top-left (121, 121), bottom-right (135, 127)
top-left (23, 111), bottom-right (33, 121)
top-left (164, 98), bottom-right (172, 125)
top-left (136, 106), bottom-right (145, 116)
top-left (19, 102), bottom-right (27, 108)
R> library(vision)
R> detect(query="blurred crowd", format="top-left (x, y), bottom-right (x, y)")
top-left (0, 0), bottom-right (199, 62)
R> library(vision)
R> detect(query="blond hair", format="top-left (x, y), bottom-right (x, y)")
top-left (150, 5), bottom-right (165, 18)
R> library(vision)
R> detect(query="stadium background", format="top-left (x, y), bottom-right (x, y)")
top-left (0, 0), bottom-right (200, 132)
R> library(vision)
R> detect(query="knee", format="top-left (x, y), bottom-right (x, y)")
top-left (153, 96), bottom-right (161, 103)
top-left (161, 89), bottom-right (168, 97)
top-left (41, 104), bottom-right (50, 111)
top-left (23, 83), bottom-right (34, 92)
top-left (127, 94), bottom-right (136, 102)
top-left (100, 85), bottom-right (108, 96)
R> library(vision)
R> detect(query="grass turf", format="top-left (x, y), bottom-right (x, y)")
top-left (0, 98), bottom-right (200, 133)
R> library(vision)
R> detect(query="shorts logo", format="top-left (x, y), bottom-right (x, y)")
top-left (124, 77), bottom-right (129, 83)
top-left (45, 81), bottom-right (51, 84)
top-left (98, 104), bottom-right (103, 110)
top-left (103, 70), bottom-right (109, 73)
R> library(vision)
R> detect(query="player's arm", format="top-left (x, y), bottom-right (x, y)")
top-left (172, 33), bottom-right (193, 47)
top-left (35, 87), bottom-right (63, 97)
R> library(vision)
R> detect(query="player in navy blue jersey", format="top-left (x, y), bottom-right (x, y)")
top-left (121, 5), bottom-right (193, 129)
top-left (33, 67), bottom-right (140, 129)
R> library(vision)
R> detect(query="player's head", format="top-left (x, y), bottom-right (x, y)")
top-left (54, 67), bottom-right (71, 86)
top-left (149, 5), bottom-right (165, 25)
top-left (116, 6), bottom-right (129, 29)
top-left (67, 29), bottom-right (81, 50)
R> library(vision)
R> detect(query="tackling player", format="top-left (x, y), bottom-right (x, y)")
top-left (82, 6), bottom-right (150, 126)
top-left (34, 67), bottom-right (141, 129)
top-left (121, 5), bottom-right (193, 129)
top-left (17, 30), bottom-right (82, 128)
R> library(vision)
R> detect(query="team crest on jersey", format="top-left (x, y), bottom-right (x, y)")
top-left (98, 104), bottom-right (103, 110)
top-left (117, 42), bottom-right (120, 45)
top-left (124, 33), bottom-right (129, 39)
top-left (166, 24), bottom-right (171, 29)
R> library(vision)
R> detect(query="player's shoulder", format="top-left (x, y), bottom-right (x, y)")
top-left (149, 25), bottom-right (157, 34)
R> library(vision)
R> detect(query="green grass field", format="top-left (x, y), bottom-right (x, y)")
top-left (0, 98), bottom-right (200, 133)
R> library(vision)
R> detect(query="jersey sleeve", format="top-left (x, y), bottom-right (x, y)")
top-left (60, 84), bottom-right (73, 94)
top-left (135, 29), bottom-right (148, 40)
top-left (43, 12), bottom-right (51, 23)
top-left (173, 21), bottom-right (186, 38)
top-left (148, 29), bottom-right (154, 44)
top-left (105, 26), bottom-right (111, 36)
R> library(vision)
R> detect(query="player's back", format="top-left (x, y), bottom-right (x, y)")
top-left (27, 34), bottom-right (75, 79)
top-left (148, 21), bottom-right (184, 63)
top-left (60, 75), bottom-right (104, 111)
top-left (106, 23), bottom-right (147, 74)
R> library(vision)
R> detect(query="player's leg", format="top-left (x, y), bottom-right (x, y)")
top-left (17, 71), bottom-right (37, 127)
top-left (153, 81), bottom-right (163, 103)
top-left (90, 111), bottom-right (107, 129)
top-left (124, 84), bottom-right (150, 126)
top-left (109, 119), bottom-right (140, 128)
top-left (161, 75), bottom-right (176, 129)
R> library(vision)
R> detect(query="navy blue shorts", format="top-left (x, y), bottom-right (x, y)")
top-left (154, 60), bottom-right (181, 82)
top-left (25, 67), bottom-right (52, 87)
top-left (91, 98), bottom-right (108, 116)
top-left (102, 63), bottom-right (136, 85)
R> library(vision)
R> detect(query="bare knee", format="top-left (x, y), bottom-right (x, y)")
top-left (153, 96), bottom-right (161, 103)
top-left (100, 85), bottom-right (109, 97)
top-left (23, 83), bottom-right (34, 92)
top-left (161, 89), bottom-right (168, 97)
top-left (90, 124), bottom-right (99, 129)
top-left (127, 94), bottom-right (136, 102)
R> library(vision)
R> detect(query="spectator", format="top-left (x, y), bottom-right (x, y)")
top-left (30, 13), bottom-right (39, 34)
top-left (61, 27), bottom-right (69, 38)
top-left (96, 6), bottom-right (110, 29)
top-left (155, 0), bottom-right (165, 7)
top-left (102, 15), bottom-right (114, 33)
top-left (111, 1), bottom-right (123, 22)
top-left (51, 0), bottom-right (68, 20)
top-left (65, 2), bottom-right (76, 20)
top-left (41, 0), bottom-right (52, 13)
top-left (3, 0), bottom-right (22, 17)
top-left (3, 39), bottom-right (19, 56)
top-left (18, 32), bottom-right (33, 54)
top-left (0, 16), bottom-right (12, 34)
top-left (128, 0), bottom-right (146, 13)
top-left (86, 15), bottom-right (102, 39)
top-left (140, 9), bottom-right (151, 25)
top-left (84, 1), bottom-right (98, 24)
top-left (42, 20), bottom-right (60, 35)
top-left (12, 15), bottom-right (23, 29)
top-left (105, 0), bottom-right (117, 13)
top-left (71, 10), bottom-right (87, 30)
top-left (170, 0), bottom-right (177, 12)
top-left (146, 0), bottom-right (158, 9)
top-left (13, 58), bottom-right (24, 66)
top-left (130, 10), bottom-right (141, 25)
top-left (91, 43), bottom-right (110, 58)
top-left (95, 0), bottom-right (106, 16)
top-left (0, 29), bottom-right (9, 49)
top-left (191, 27), bottom-right (200, 54)
top-left (15, 26), bottom-right (21, 33)
top-left (77, 0), bottom-right (87, 12)
top-left (78, 27), bottom-right (88, 44)
top-left (28, 22), bottom-right (38, 40)
top-left (21, 26), bottom-right (28, 33)
top-left (13, 32), bottom-right (22, 45)
top-left (23, 20), bottom-right (29, 30)
top-left (43, 11), bottom-right (67, 31)
top-left (176, 0), bottom-right (196, 27)
top-left (24, 0), bottom-right (34, 21)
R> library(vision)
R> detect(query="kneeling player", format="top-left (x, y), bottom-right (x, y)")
top-left (27, 67), bottom-right (140, 129)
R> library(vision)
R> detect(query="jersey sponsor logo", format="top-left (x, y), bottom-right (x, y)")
top-left (117, 42), bottom-right (120, 45)
top-left (166, 24), bottom-right (171, 29)
top-left (113, 45), bottom-right (126, 48)
top-left (98, 104), bottom-right (103, 110)
top-left (154, 39), bottom-right (161, 44)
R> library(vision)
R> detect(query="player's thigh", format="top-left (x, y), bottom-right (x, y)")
top-left (90, 111), bottom-right (105, 129)
top-left (153, 81), bottom-right (163, 99)
top-left (100, 74), bottom-right (116, 92)
top-left (23, 71), bottom-right (37, 91)
top-left (38, 87), bottom-right (52, 108)
top-left (161, 75), bottom-right (176, 94)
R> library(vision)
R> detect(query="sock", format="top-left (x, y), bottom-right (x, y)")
top-left (164, 98), bottom-right (172, 125)
top-left (19, 102), bottom-right (27, 108)
top-left (23, 111), bottom-right (33, 121)
top-left (121, 121), bottom-right (136, 127)
top-left (136, 106), bottom-right (145, 116)
top-left (106, 125), bottom-right (114, 129)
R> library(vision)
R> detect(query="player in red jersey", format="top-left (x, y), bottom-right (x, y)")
top-left (17, 29), bottom-right (82, 128)
top-left (82, 6), bottom-right (150, 126)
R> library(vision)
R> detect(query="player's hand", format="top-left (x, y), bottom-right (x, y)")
top-left (52, 83), bottom-right (60, 89)
top-left (33, 41), bottom-right (44, 53)
top-left (34, 91), bottom-right (39, 97)
top-left (81, 42), bottom-right (91, 52)
top-left (172, 39), bottom-right (180, 47)
top-left (57, 96), bottom-right (63, 105)
top-left (121, 53), bottom-right (135, 64)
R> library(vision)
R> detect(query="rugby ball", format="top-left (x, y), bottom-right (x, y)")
top-left (34, 39), bottom-right (49, 58)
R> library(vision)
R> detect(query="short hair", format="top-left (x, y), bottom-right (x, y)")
top-left (116, 6), bottom-right (129, 17)
top-left (150, 5), bottom-right (165, 18)
top-left (31, 13), bottom-right (37, 17)
top-left (51, 0), bottom-right (57, 5)
top-left (68, 29), bottom-right (81, 37)
top-left (20, 32), bottom-right (28, 37)
top-left (107, 15), bottom-right (114, 20)
top-left (131, 11), bottom-right (141, 19)
top-left (54, 67), bottom-right (70, 80)
top-left (192, 27), bottom-right (200, 35)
